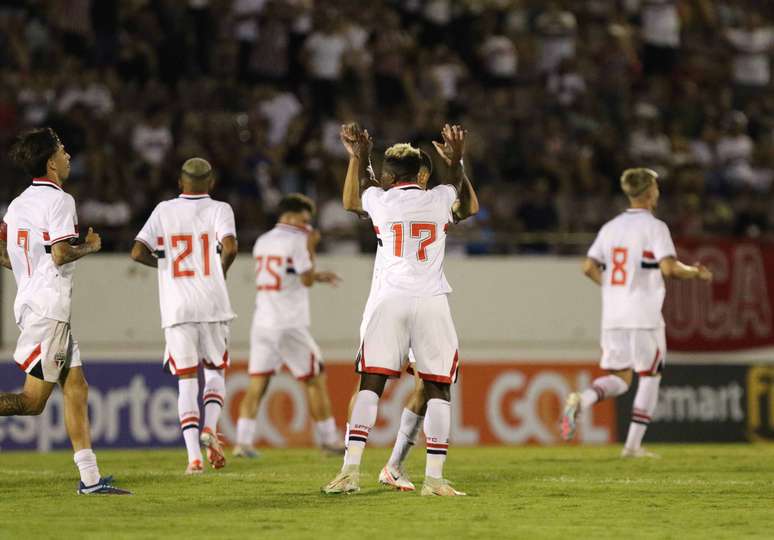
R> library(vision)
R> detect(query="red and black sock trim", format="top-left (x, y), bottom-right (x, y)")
top-left (427, 441), bottom-right (448, 456)
top-left (632, 408), bottom-right (651, 426)
top-left (348, 428), bottom-right (369, 444)
top-left (592, 385), bottom-right (605, 402)
top-left (203, 392), bottom-right (224, 408)
top-left (180, 416), bottom-right (199, 432)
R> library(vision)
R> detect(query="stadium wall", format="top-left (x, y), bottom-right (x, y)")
top-left (1, 254), bottom-right (773, 450)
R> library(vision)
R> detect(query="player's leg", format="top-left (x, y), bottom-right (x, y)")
top-left (622, 329), bottom-right (665, 458)
top-left (562, 329), bottom-right (633, 441)
top-left (0, 373), bottom-right (53, 415)
top-left (323, 297), bottom-right (408, 494)
top-left (305, 372), bottom-right (343, 453)
top-left (199, 322), bottom-right (229, 469)
top-left (235, 324), bottom-right (280, 457)
top-left (235, 374), bottom-right (271, 456)
top-left (411, 295), bottom-right (465, 496)
top-left (380, 370), bottom-right (426, 491)
top-left (165, 324), bottom-right (204, 473)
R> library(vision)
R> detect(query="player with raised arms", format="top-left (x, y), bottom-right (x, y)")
top-left (233, 193), bottom-right (343, 457)
top-left (131, 158), bottom-right (238, 474)
top-left (322, 123), bottom-right (476, 496)
top-left (562, 168), bottom-right (713, 456)
top-left (341, 136), bottom-right (479, 492)
top-left (0, 128), bottom-right (130, 494)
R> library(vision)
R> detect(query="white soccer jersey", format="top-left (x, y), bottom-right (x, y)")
top-left (587, 209), bottom-right (677, 329)
top-left (252, 223), bottom-right (314, 329)
top-left (362, 183), bottom-right (456, 300)
top-left (136, 194), bottom-right (236, 328)
top-left (2, 178), bottom-right (79, 324)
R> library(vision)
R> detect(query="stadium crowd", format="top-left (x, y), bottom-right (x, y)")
top-left (1, 0), bottom-right (773, 254)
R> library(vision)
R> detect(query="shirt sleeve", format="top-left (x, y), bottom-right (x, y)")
top-left (215, 203), bottom-right (237, 242)
top-left (653, 221), bottom-right (677, 261)
top-left (135, 205), bottom-right (161, 251)
top-left (361, 186), bottom-right (382, 217)
top-left (48, 194), bottom-right (78, 244)
top-left (587, 229), bottom-right (605, 263)
top-left (292, 235), bottom-right (314, 275)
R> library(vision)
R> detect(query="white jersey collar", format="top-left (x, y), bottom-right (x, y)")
top-left (32, 177), bottom-right (64, 191)
top-left (179, 193), bottom-right (210, 200)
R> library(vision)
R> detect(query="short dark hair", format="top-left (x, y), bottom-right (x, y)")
top-left (8, 128), bottom-right (61, 178)
top-left (278, 193), bottom-right (315, 216)
top-left (382, 143), bottom-right (421, 183)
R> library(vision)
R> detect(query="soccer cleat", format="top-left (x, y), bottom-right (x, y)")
top-left (320, 443), bottom-right (346, 456)
top-left (186, 459), bottom-right (204, 475)
top-left (420, 477), bottom-right (466, 497)
top-left (321, 465), bottom-right (360, 494)
top-left (621, 447), bottom-right (660, 459)
top-left (561, 392), bottom-right (582, 441)
top-left (200, 428), bottom-right (226, 469)
top-left (233, 444), bottom-right (260, 459)
top-left (378, 464), bottom-right (415, 491)
top-left (77, 476), bottom-right (131, 495)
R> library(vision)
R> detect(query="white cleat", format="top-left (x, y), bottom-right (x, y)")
top-left (200, 428), bottom-right (226, 469)
top-left (421, 477), bottom-right (466, 496)
top-left (621, 447), bottom-right (660, 459)
top-left (233, 444), bottom-right (260, 459)
top-left (561, 392), bottom-right (582, 441)
top-left (378, 464), bottom-right (415, 492)
top-left (321, 465), bottom-right (360, 494)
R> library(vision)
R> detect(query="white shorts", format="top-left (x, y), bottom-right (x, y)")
top-left (600, 328), bottom-right (666, 375)
top-left (249, 325), bottom-right (323, 380)
top-left (357, 295), bottom-right (459, 383)
top-left (14, 308), bottom-right (81, 383)
top-left (163, 322), bottom-right (230, 376)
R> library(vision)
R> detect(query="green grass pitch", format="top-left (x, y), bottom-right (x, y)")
top-left (1, 445), bottom-right (773, 539)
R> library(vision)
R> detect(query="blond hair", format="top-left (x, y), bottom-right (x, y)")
top-left (181, 157), bottom-right (212, 179)
top-left (384, 143), bottom-right (421, 160)
top-left (620, 168), bottom-right (657, 198)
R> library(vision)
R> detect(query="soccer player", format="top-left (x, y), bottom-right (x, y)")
top-left (234, 194), bottom-right (343, 457)
top-left (561, 168), bottom-right (713, 457)
top-left (344, 140), bottom-right (479, 492)
top-left (0, 128), bottom-right (129, 494)
top-left (131, 157), bottom-right (238, 474)
top-left (323, 123), bottom-right (475, 496)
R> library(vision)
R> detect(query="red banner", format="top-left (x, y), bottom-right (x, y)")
top-left (665, 240), bottom-right (774, 351)
top-left (222, 362), bottom-right (616, 447)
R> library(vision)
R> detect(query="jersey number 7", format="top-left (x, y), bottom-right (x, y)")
top-left (390, 222), bottom-right (437, 261)
top-left (172, 234), bottom-right (211, 278)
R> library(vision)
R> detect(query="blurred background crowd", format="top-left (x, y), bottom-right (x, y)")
top-left (1, 0), bottom-right (774, 254)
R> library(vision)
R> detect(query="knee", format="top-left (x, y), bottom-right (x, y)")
top-left (424, 381), bottom-right (451, 402)
top-left (64, 377), bottom-right (89, 401)
top-left (22, 393), bottom-right (47, 416)
top-left (359, 374), bottom-right (387, 396)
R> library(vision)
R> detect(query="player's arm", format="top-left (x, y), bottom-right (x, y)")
top-left (659, 257), bottom-right (713, 281)
top-left (432, 129), bottom-right (478, 222)
top-left (220, 235), bottom-right (238, 277)
top-left (341, 123), bottom-right (377, 217)
top-left (0, 222), bottom-right (10, 269)
top-left (130, 240), bottom-right (158, 268)
top-left (582, 257), bottom-right (604, 286)
top-left (433, 124), bottom-right (466, 195)
top-left (51, 227), bottom-right (101, 265)
top-left (299, 229), bottom-right (341, 287)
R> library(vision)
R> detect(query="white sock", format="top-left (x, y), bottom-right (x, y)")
top-left (202, 368), bottom-right (225, 434)
top-left (315, 417), bottom-right (338, 447)
top-left (178, 378), bottom-right (202, 464)
top-left (236, 417), bottom-right (256, 447)
top-left (424, 399), bottom-right (450, 479)
top-left (74, 448), bottom-right (101, 486)
top-left (344, 390), bottom-right (379, 467)
top-left (580, 374), bottom-right (629, 410)
top-left (387, 408), bottom-right (423, 469)
top-left (625, 375), bottom-right (661, 450)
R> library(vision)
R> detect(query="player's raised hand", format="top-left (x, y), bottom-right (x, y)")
top-left (340, 123), bottom-right (360, 157)
top-left (85, 227), bottom-right (101, 253)
top-left (432, 123), bottom-right (466, 165)
top-left (696, 263), bottom-right (713, 282)
top-left (315, 270), bottom-right (342, 287)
